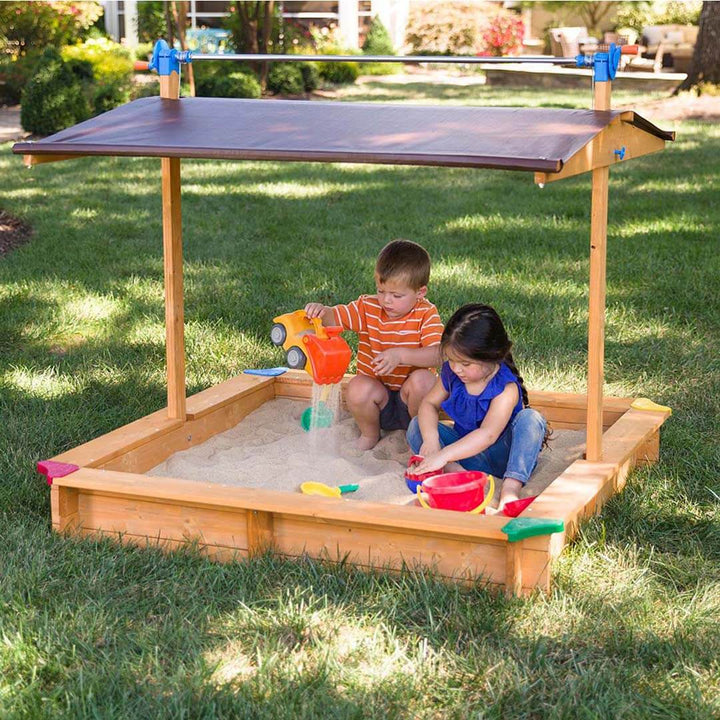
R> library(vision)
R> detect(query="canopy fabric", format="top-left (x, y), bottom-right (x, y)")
top-left (13, 97), bottom-right (674, 173)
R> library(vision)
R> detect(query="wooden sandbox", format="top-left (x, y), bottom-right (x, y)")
top-left (15, 44), bottom-right (674, 595)
top-left (47, 370), bottom-right (669, 596)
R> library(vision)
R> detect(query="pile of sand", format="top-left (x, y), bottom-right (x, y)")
top-left (148, 399), bottom-right (587, 505)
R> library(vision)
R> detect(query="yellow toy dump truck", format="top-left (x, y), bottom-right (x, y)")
top-left (271, 309), bottom-right (351, 385)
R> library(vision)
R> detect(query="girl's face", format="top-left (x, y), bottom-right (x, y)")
top-left (445, 348), bottom-right (498, 385)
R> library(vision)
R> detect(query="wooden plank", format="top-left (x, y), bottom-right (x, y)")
top-left (51, 485), bottom-right (79, 532)
top-left (52, 376), bottom-right (273, 471)
top-left (520, 547), bottom-right (552, 595)
top-left (597, 408), bottom-right (669, 465)
top-left (272, 515), bottom-right (508, 583)
top-left (274, 372), bottom-right (634, 414)
top-left (246, 510), bottom-right (275, 555)
top-left (519, 407), bottom-right (669, 548)
top-left (52, 410), bottom-right (183, 468)
top-left (506, 542), bottom-right (523, 597)
top-left (186, 374), bottom-right (275, 420)
top-left (534, 118), bottom-right (666, 185)
top-left (160, 72), bottom-right (180, 100)
top-left (539, 406), bottom-right (623, 428)
top-left (104, 382), bottom-right (275, 473)
top-left (162, 154), bottom-right (186, 420)
top-left (74, 528), bottom-right (249, 563)
top-left (586, 162), bottom-right (610, 461)
top-left (635, 430), bottom-right (660, 465)
top-left (53, 468), bottom-right (511, 542)
top-left (586, 78), bottom-right (612, 461)
top-left (77, 492), bottom-right (250, 549)
top-left (23, 154), bottom-right (85, 166)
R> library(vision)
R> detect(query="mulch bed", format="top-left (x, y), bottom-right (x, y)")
top-left (0, 210), bottom-right (33, 257)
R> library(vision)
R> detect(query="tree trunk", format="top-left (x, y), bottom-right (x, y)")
top-left (171, 1), bottom-right (195, 96)
top-left (260, 1), bottom-right (275, 89)
top-left (165, 3), bottom-right (175, 46)
top-left (235, 0), bottom-right (274, 90)
top-left (676, 1), bottom-right (720, 92)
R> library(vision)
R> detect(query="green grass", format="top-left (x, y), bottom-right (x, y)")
top-left (1, 80), bottom-right (719, 718)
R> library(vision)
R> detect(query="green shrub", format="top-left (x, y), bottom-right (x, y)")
top-left (134, 42), bottom-right (155, 62)
top-left (211, 72), bottom-right (261, 99)
top-left (62, 38), bottom-right (133, 86)
top-left (267, 64), bottom-right (305, 95)
top-left (93, 80), bottom-right (131, 114)
top-left (362, 16), bottom-right (395, 54)
top-left (131, 80), bottom-right (160, 99)
top-left (136, 1), bottom-right (166, 44)
top-left (311, 29), bottom-right (360, 86)
top-left (61, 38), bottom-right (133, 114)
top-left (318, 60), bottom-right (360, 85)
top-left (193, 60), bottom-right (257, 96)
top-left (20, 48), bottom-right (90, 135)
top-left (298, 62), bottom-right (320, 92)
top-left (361, 16), bottom-right (399, 75)
top-left (0, 52), bottom-right (43, 104)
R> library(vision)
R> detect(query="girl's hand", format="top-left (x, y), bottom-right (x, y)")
top-left (304, 302), bottom-right (327, 319)
top-left (372, 348), bottom-right (403, 375)
top-left (412, 450), bottom-right (447, 475)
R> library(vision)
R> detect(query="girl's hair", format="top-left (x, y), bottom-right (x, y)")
top-left (441, 304), bottom-right (529, 407)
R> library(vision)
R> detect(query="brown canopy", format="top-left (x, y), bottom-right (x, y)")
top-left (12, 96), bottom-right (673, 173)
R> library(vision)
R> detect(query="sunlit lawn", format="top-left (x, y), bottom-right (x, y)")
top-left (0, 78), bottom-right (718, 718)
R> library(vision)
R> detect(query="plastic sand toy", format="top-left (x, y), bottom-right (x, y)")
top-left (417, 470), bottom-right (495, 514)
top-left (300, 481), bottom-right (359, 498)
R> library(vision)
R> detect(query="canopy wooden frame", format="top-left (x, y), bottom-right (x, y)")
top-left (15, 67), bottom-right (673, 595)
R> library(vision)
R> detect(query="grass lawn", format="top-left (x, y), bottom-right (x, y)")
top-left (1, 79), bottom-right (719, 718)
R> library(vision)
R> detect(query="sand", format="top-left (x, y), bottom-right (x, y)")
top-left (148, 398), bottom-right (587, 507)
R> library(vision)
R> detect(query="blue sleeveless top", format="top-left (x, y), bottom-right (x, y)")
top-left (440, 361), bottom-right (524, 438)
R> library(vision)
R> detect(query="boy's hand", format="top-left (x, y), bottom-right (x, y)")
top-left (372, 348), bottom-right (404, 376)
top-left (304, 302), bottom-right (327, 319)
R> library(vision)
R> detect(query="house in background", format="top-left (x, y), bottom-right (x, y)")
top-left (101, 0), bottom-right (411, 51)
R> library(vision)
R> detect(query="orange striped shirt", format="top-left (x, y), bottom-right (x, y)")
top-left (333, 295), bottom-right (444, 390)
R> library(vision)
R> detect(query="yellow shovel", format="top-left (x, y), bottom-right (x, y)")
top-left (300, 481), bottom-right (359, 498)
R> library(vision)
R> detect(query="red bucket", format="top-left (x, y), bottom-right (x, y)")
top-left (418, 471), bottom-right (493, 514)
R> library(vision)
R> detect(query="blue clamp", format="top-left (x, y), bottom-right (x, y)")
top-left (614, 147), bottom-right (626, 161)
top-left (575, 43), bottom-right (621, 82)
top-left (148, 39), bottom-right (192, 76)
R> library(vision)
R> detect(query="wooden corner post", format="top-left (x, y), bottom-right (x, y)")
top-left (586, 79), bottom-right (612, 461)
top-left (160, 69), bottom-right (186, 420)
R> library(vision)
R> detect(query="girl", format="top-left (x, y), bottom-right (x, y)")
top-left (407, 304), bottom-right (547, 512)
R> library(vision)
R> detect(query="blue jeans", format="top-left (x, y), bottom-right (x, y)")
top-left (406, 408), bottom-right (546, 486)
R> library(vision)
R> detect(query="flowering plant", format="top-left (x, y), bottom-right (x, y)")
top-left (481, 11), bottom-right (524, 57)
top-left (0, 1), bottom-right (102, 56)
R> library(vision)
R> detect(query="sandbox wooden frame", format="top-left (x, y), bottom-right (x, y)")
top-left (21, 59), bottom-right (674, 595)
top-left (48, 370), bottom-right (670, 596)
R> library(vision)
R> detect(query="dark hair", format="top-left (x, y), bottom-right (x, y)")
top-left (375, 239), bottom-right (430, 290)
top-left (441, 304), bottom-right (529, 407)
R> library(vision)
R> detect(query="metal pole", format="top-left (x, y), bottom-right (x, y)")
top-left (188, 53), bottom-right (580, 66)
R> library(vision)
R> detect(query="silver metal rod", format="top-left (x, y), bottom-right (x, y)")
top-left (190, 53), bottom-right (578, 66)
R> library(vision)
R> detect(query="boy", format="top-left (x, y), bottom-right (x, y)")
top-left (305, 240), bottom-right (443, 449)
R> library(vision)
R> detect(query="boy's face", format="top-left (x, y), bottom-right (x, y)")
top-left (375, 275), bottom-right (426, 319)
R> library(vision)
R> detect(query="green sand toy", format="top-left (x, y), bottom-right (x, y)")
top-left (501, 517), bottom-right (565, 542)
top-left (300, 401), bottom-right (334, 431)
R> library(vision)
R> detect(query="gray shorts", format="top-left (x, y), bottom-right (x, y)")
top-left (379, 389), bottom-right (411, 431)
